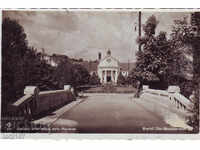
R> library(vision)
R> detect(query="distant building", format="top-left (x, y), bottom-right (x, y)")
top-left (82, 50), bottom-right (135, 84)
top-left (42, 53), bottom-right (70, 67)
top-left (97, 50), bottom-right (120, 84)
top-left (42, 53), bottom-right (58, 67)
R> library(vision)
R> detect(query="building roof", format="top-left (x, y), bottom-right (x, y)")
top-left (78, 50), bottom-right (136, 73)
top-left (80, 61), bottom-right (135, 73)
top-left (98, 55), bottom-right (119, 68)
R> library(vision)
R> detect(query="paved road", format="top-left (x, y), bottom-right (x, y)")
top-left (52, 93), bottom-right (190, 133)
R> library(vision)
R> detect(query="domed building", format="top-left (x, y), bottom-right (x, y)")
top-left (80, 50), bottom-right (135, 85)
top-left (97, 50), bottom-right (120, 84)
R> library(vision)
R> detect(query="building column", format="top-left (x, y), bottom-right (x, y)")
top-left (100, 70), bottom-right (103, 83)
top-left (111, 70), bottom-right (113, 82)
top-left (104, 70), bottom-right (107, 83)
top-left (115, 70), bottom-right (118, 83)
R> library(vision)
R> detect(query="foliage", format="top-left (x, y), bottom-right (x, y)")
top-left (170, 17), bottom-right (195, 46)
top-left (89, 72), bottom-right (100, 85)
top-left (133, 15), bottom-right (194, 92)
top-left (71, 64), bottom-right (90, 87)
top-left (2, 17), bottom-right (92, 116)
top-left (132, 14), bottom-right (198, 131)
top-left (54, 62), bottom-right (91, 95)
top-left (2, 18), bottom-right (58, 115)
top-left (163, 15), bottom-right (199, 131)
top-left (188, 12), bottom-right (200, 132)
top-left (133, 16), bottom-right (172, 89)
top-left (142, 15), bottom-right (159, 36)
top-left (117, 72), bottom-right (126, 85)
top-left (53, 58), bottom-right (73, 89)
top-left (2, 18), bottom-right (28, 114)
top-left (24, 49), bottom-right (59, 91)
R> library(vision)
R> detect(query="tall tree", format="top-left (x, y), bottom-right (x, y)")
top-left (71, 64), bottom-right (90, 87)
top-left (169, 17), bottom-right (194, 97)
top-left (117, 72), bottom-right (126, 85)
top-left (24, 50), bottom-right (58, 91)
top-left (2, 18), bottom-right (28, 114)
top-left (53, 58), bottom-right (73, 89)
top-left (54, 60), bottom-right (90, 95)
top-left (133, 15), bottom-right (171, 89)
top-left (2, 18), bottom-right (60, 116)
top-left (189, 12), bottom-right (200, 132)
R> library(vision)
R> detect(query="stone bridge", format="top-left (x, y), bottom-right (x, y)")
top-left (8, 85), bottom-right (193, 133)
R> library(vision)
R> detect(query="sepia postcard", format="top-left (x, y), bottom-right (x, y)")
top-left (0, 9), bottom-right (200, 139)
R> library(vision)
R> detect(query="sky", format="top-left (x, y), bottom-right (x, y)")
top-left (3, 10), bottom-right (190, 62)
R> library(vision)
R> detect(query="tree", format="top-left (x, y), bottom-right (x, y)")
top-left (169, 17), bottom-right (194, 97)
top-left (2, 18), bottom-right (60, 116)
top-left (2, 18), bottom-right (28, 115)
top-left (53, 58), bottom-right (73, 89)
top-left (117, 72), bottom-right (126, 86)
top-left (163, 14), bottom-right (199, 132)
top-left (180, 12), bottom-right (200, 132)
top-left (134, 15), bottom-right (172, 89)
top-left (143, 15), bottom-right (159, 37)
top-left (71, 64), bottom-right (90, 86)
top-left (54, 61), bottom-right (90, 96)
top-left (89, 72), bottom-right (100, 85)
top-left (23, 49), bottom-right (58, 91)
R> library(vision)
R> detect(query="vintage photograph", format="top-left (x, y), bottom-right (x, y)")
top-left (1, 9), bottom-right (200, 134)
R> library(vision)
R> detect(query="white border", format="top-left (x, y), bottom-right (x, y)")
top-left (2, 8), bottom-right (200, 12)
top-left (1, 133), bottom-right (200, 140)
top-left (0, 8), bottom-right (200, 140)
top-left (0, 0), bottom-right (200, 8)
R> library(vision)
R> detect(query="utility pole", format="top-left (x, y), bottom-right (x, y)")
top-left (128, 59), bottom-right (130, 73)
top-left (128, 59), bottom-right (130, 86)
top-left (138, 11), bottom-right (142, 51)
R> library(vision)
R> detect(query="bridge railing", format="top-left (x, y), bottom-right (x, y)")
top-left (9, 85), bottom-right (76, 120)
top-left (142, 85), bottom-right (192, 111)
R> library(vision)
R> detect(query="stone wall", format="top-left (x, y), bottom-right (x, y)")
top-left (11, 86), bottom-right (76, 118)
top-left (34, 90), bottom-right (75, 115)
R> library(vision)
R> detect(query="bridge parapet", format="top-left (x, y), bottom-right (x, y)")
top-left (143, 85), bottom-right (149, 90)
top-left (10, 85), bottom-right (76, 120)
top-left (142, 85), bottom-right (192, 111)
top-left (168, 86), bottom-right (181, 93)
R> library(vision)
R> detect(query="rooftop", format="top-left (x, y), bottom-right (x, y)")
top-left (79, 61), bottom-right (136, 72)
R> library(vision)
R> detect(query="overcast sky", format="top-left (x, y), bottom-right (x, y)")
top-left (3, 10), bottom-right (190, 62)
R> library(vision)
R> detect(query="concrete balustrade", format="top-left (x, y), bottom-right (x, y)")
top-left (64, 85), bottom-right (75, 95)
top-left (64, 85), bottom-right (71, 90)
top-left (142, 85), bottom-right (191, 111)
top-left (24, 86), bottom-right (40, 95)
top-left (143, 85), bottom-right (149, 90)
top-left (143, 85), bottom-right (149, 89)
top-left (173, 92), bottom-right (192, 110)
top-left (10, 85), bottom-right (76, 119)
top-left (168, 86), bottom-right (180, 93)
